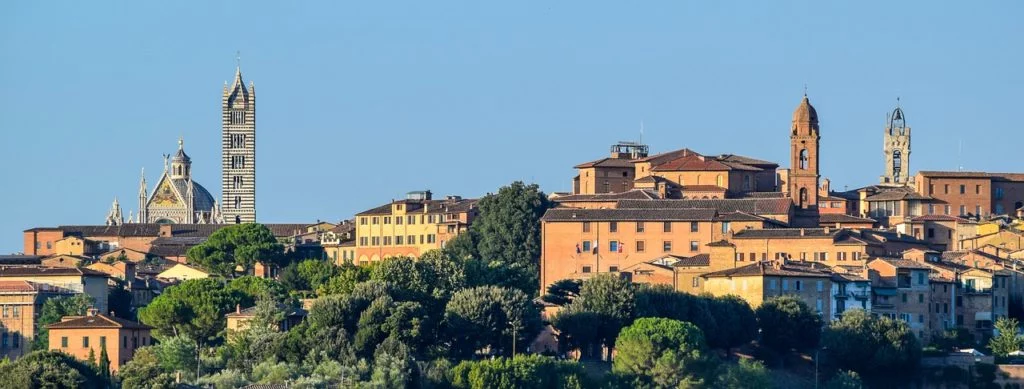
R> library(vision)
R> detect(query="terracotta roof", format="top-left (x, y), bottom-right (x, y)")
top-left (702, 261), bottom-right (831, 278)
top-left (864, 189), bottom-right (931, 201)
top-left (706, 240), bottom-right (735, 247)
top-left (47, 313), bottom-right (152, 330)
top-left (737, 192), bottom-right (788, 199)
top-left (869, 257), bottom-right (931, 270)
top-left (0, 280), bottom-right (40, 293)
top-left (635, 148), bottom-right (777, 172)
top-left (226, 304), bottom-right (307, 318)
top-left (0, 266), bottom-right (108, 277)
top-left (46, 224), bottom-right (310, 239)
top-left (616, 198), bottom-right (792, 215)
top-left (0, 255), bottom-right (44, 266)
top-left (819, 214), bottom-right (876, 224)
top-left (541, 208), bottom-right (717, 222)
top-left (553, 190), bottom-right (658, 203)
top-left (680, 185), bottom-right (728, 192)
top-left (355, 198), bottom-right (477, 216)
top-left (674, 254), bottom-right (711, 267)
top-left (714, 212), bottom-right (765, 222)
top-left (910, 215), bottom-right (969, 222)
top-left (573, 157), bottom-right (636, 169)
top-left (919, 171), bottom-right (1024, 182)
top-left (732, 228), bottom-right (838, 239)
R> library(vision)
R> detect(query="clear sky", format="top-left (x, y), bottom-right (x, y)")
top-left (1, 1), bottom-right (1021, 253)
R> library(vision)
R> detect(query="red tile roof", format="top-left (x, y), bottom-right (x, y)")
top-left (47, 313), bottom-right (152, 330)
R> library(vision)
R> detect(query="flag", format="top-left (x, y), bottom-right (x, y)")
top-left (576, 243), bottom-right (581, 254)
top-left (618, 243), bottom-right (623, 253)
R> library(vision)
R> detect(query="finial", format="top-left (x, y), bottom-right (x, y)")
top-left (163, 154), bottom-right (170, 171)
top-left (803, 83), bottom-right (808, 97)
top-left (236, 50), bottom-right (241, 70)
top-left (178, 136), bottom-right (184, 150)
top-left (896, 96), bottom-right (901, 108)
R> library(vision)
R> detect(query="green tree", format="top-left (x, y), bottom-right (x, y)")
top-left (557, 274), bottom-right (635, 354)
top-left (226, 276), bottom-right (288, 307)
top-left (33, 294), bottom-right (93, 350)
top-left (451, 355), bottom-right (587, 389)
top-left (153, 335), bottom-right (198, 374)
top-left (820, 309), bottom-right (920, 382)
top-left (823, 370), bottom-right (863, 389)
top-left (138, 278), bottom-right (240, 344)
top-left (634, 285), bottom-right (717, 345)
top-left (186, 223), bottom-right (285, 276)
top-left (542, 279), bottom-right (581, 306)
top-left (989, 317), bottom-right (1021, 358)
top-left (612, 317), bottom-right (713, 388)
top-left (118, 347), bottom-right (179, 389)
top-left (317, 263), bottom-right (371, 296)
top-left (108, 279), bottom-right (135, 319)
top-left (706, 295), bottom-right (758, 350)
top-left (0, 350), bottom-right (107, 389)
top-left (715, 358), bottom-right (775, 389)
top-left (444, 286), bottom-right (541, 358)
top-left (756, 295), bottom-right (822, 353)
top-left (97, 346), bottom-right (111, 379)
top-left (458, 181), bottom-right (552, 293)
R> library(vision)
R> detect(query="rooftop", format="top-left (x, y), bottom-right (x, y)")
top-left (47, 313), bottom-right (152, 330)
top-left (702, 260), bottom-right (832, 278)
top-left (616, 198), bottom-right (792, 215)
top-left (542, 208), bottom-right (717, 222)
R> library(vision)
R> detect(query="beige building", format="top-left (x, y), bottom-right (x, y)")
top-left (47, 310), bottom-right (152, 372)
top-left (700, 260), bottom-right (834, 315)
top-left (0, 280), bottom-right (76, 359)
top-left (0, 267), bottom-right (109, 313)
top-left (355, 191), bottom-right (477, 263)
top-left (156, 263), bottom-right (209, 282)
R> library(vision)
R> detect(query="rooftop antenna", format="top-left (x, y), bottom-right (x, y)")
top-left (957, 140), bottom-right (964, 171)
top-left (639, 120), bottom-right (644, 144)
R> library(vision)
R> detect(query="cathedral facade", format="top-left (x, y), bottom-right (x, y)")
top-left (137, 139), bottom-right (221, 224)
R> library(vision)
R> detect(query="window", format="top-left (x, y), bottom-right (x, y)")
top-left (371, 217), bottom-right (379, 224)
top-left (395, 236), bottom-right (403, 245)
top-left (902, 293), bottom-right (907, 303)
top-left (918, 294), bottom-right (924, 303)
top-left (817, 280), bottom-right (824, 292)
top-left (359, 237), bottom-right (368, 246)
top-left (663, 241), bottom-right (672, 252)
top-left (692, 278), bottom-right (700, 288)
top-left (976, 205), bottom-right (982, 216)
top-left (395, 217), bottom-right (402, 225)
top-left (799, 149), bottom-right (809, 169)
top-left (635, 241), bottom-right (645, 252)
top-left (383, 217), bottom-right (391, 224)
top-left (360, 217), bottom-right (367, 225)
top-left (917, 272), bottom-right (925, 285)
top-left (635, 222), bottom-right (645, 233)
top-left (959, 205), bottom-right (966, 216)
top-left (689, 241), bottom-right (699, 252)
top-left (928, 204), bottom-right (934, 214)
top-left (582, 241), bottom-right (591, 252)
top-left (582, 266), bottom-right (592, 273)
top-left (609, 266), bottom-right (619, 272)
top-left (795, 280), bottom-right (802, 291)
top-left (609, 222), bottom-right (617, 233)
top-left (928, 228), bottom-right (935, 238)
top-left (736, 252), bottom-right (745, 261)
top-left (582, 222), bottom-right (591, 233)
top-left (769, 279), bottom-right (777, 290)
top-left (919, 314), bottom-right (925, 323)
top-left (959, 185), bottom-right (966, 194)
top-left (11, 333), bottom-right (18, 348)
top-left (816, 299), bottom-right (823, 313)
top-left (609, 241), bottom-right (619, 253)
top-left (61, 337), bottom-right (68, 348)
top-left (83, 336), bottom-right (89, 348)
top-left (690, 221), bottom-right (699, 232)
top-left (1, 333), bottom-right (6, 348)
top-left (721, 222), bottom-right (730, 234)
top-left (944, 205), bottom-right (950, 215)
top-left (944, 184), bottom-right (949, 194)
top-left (1, 306), bottom-right (6, 318)
top-left (976, 185), bottom-right (981, 194)
top-left (11, 306), bottom-right (17, 318)
top-left (782, 279), bottom-right (789, 290)
top-left (663, 222), bottom-right (672, 232)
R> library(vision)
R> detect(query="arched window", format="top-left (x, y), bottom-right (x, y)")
top-left (799, 188), bottom-right (808, 207)
top-left (234, 196), bottom-right (241, 209)
top-left (799, 149), bottom-right (809, 170)
top-left (893, 150), bottom-right (902, 176)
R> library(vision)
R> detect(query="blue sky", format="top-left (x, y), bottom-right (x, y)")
top-left (1, 1), bottom-right (1021, 252)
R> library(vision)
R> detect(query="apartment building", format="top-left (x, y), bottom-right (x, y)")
top-left (354, 191), bottom-right (477, 263)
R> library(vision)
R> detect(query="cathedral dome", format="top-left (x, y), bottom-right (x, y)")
top-left (792, 95), bottom-right (818, 123)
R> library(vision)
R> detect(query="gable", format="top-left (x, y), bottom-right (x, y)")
top-left (148, 173), bottom-right (183, 208)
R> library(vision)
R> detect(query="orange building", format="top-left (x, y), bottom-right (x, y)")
top-left (47, 311), bottom-right (152, 372)
top-left (538, 207), bottom-right (767, 293)
top-left (915, 171), bottom-right (1024, 217)
top-left (354, 191), bottom-right (478, 263)
top-left (0, 281), bottom-right (75, 359)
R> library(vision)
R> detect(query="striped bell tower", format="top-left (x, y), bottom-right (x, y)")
top-left (221, 65), bottom-right (256, 224)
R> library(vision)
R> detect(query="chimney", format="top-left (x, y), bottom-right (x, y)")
top-left (86, 307), bottom-right (99, 317)
top-left (236, 304), bottom-right (241, 314)
top-left (824, 226), bottom-right (831, 234)
top-left (109, 311), bottom-right (115, 318)
top-left (800, 228), bottom-right (806, 236)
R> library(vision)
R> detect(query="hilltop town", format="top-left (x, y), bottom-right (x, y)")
top-left (4, 66), bottom-right (1024, 388)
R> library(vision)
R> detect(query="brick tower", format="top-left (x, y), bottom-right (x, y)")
top-left (788, 94), bottom-right (820, 209)
top-left (880, 101), bottom-right (911, 185)
top-left (222, 66), bottom-right (256, 224)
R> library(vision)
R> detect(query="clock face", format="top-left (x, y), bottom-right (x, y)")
top-left (152, 179), bottom-right (180, 207)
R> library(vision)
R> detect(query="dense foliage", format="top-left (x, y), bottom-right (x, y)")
top-left (756, 295), bottom-right (823, 353)
top-left (612, 317), bottom-right (713, 388)
top-left (451, 355), bottom-right (587, 389)
top-left (988, 317), bottom-right (1021, 358)
top-left (0, 350), bottom-right (108, 389)
top-left (186, 223), bottom-right (285, 275)
top-left (821, 309), bottom-right (920, 384)
top-left (32, 294), bottom-right (93, 350)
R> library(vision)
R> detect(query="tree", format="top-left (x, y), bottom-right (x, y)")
top-left (634, 285), bottom-right (717, 345)
top-left (556, 274), bottom-right (635, 354)
top-left (444, 286), bottom-right (541, 358)
top-left (226, 276), bottom-right (288, 307)
top-left (990, 317), bottom-right (1021, 358)
top-left (542, 279), bottom-right (581, 306)
top-left (138, 278), bottom-right (240, 344)
top-left (33, 294), bottom-right (93, 350)
top-left (756, 295), bottom-right (822, 353)
top-left (824, 370), bottom-right (863, 389)
top-left (186, 223), bottom-right (284, 276)
top-left (97, 346), bottom-right (111, 379)
top-left (612, 317), bottom-right (713, 388)
top-left (153, 335), bottom-right (199, 374)
top-left (317, 263), bottom-right (371, 296)
top-left (459, 181), bottom-right (551, 293)
top-left (715, 358), bottom-right (775, 389)
top-left (706, 295), bottom-right (758, 350)
top-left (451, 355), bottom-right (587, 389)
top-left (108, 279), bottom-right (134, 319)
top-left (0, 350), bottom-right (107, 389)
top-left (118, 347), bottom-right (179, 389)
top-left (820, 309), bottom-right (920, 382)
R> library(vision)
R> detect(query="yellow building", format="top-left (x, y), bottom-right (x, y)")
top-left (354, 191), bottom-right (477, 264)
top-left (156, 263), bottom-right (209, 282)
top-left (700, 260), bottom-right (833, 314)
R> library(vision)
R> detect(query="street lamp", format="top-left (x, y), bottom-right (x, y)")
top-left (509, 320), bottom-right (518, 357)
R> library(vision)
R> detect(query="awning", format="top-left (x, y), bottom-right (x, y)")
top-left (874, 288), bottom-right (897, 296)
top-left (975, 312), bottom-right (992, 322)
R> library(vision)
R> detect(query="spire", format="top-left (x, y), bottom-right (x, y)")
top-left (106, 197), bottom-right (123, 226)
top-left (138, 168), bottom-right (147, 197)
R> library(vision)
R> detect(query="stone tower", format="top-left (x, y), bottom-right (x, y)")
top-left (222, 66), bottom-right (256, 224)
top-left (788, 94), bottom-right (821, 209)
top-left (880, 102), bottom-right (910, 185)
